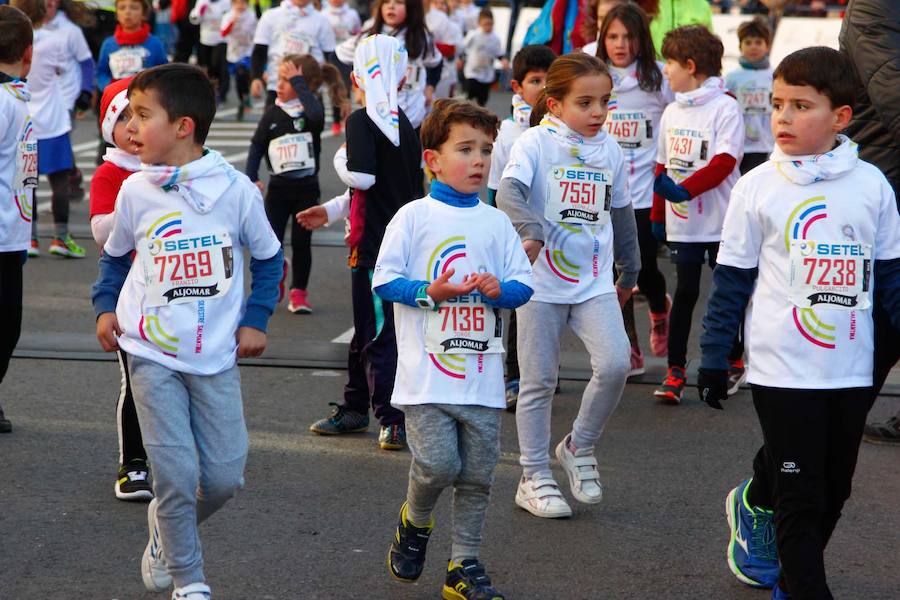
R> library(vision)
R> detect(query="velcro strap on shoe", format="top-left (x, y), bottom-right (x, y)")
top-left (533, 478), bottom-right (564, 498)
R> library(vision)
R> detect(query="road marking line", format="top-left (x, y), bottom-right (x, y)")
top-left (331, 327), bottom-right (354, 344)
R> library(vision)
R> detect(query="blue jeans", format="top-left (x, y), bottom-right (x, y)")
top-left (128, 355), bottom-right (248, 587)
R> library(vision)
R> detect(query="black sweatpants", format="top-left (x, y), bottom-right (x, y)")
top-left (872, 291), bottom-right (900, 395)
top-left (264, 179), bottom-right (318, 290)
top-left (31, 170), bottom-right (71, 238)
top-left (747, 385), bottom-right (871, 600)
top-left (341, 267), bottom-right (404, 427)
top-left (174, 18), bottom-right (200, 63)
top-left (506, 309), bottom-right (518, 380)
top-left (233, 62), bottom-right (250, 104)
top-left (635, 207), bottom-right (668, 313)
top-left (116, 351), bottom-right (147, 465)
top-left (466, 79), bottom-right (491, 106)
top-left (0, 252), bottom-right (23, 388)
top-left (198, 42), bottom-right (229, 101)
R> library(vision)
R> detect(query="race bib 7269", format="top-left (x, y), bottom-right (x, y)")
top-left (139, 232), bottom-right (234, 307)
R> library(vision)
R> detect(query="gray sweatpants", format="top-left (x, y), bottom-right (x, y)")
top-left (403, 403), bottom-right (501, 563)
top-left (516, 293), bottom-right (630, 477)
top-left (128, 355), bottom-right (248, 588)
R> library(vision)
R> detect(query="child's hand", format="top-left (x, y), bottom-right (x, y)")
top-left (653, 173), bottom-right (691, 203)
top-left (251, 78), bottom-right (264, 98)
top-left (282, 60), bottom-right (302, 80)
top-left (615, 285), bottom-right (633, 308)
top-left (424, 85), bottom-right (435, 108)
top-left (254, 180), bottom-right (265, 194)
top-left (522, 240), bottom-right (543, 264)
top-left (296, 205), bottom-right (328, 230)
top-left (474, 272), bottom-right (501, 299)
top-left (96, 312), bottom-right (123, 352)
top-left (500, 57), bottom-right (510, 70)
top-left (426, 268), bottom-right (478, 303)
top-left (237, 326), bottom-right (267, 358)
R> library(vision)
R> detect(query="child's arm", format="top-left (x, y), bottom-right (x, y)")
top-left (654, 153), bottom-right (738, 202)
top-left (245, 112), bottom-right (271, 185)
top-left (875, 259), bottom-right (900, 331)
top-left (287, 71), bottom-right (324, 130)
top-left (148, 37), bottom-right (169, 67)
top-left (609, 152), bottom-right (640, 304)
top-left (873, 183), bottom-right (900, 331)
top-left (343, 117), bottom-right (379, 190)
top-left (91, 190), bottom-right (136, 352)
top-left (496, 138), bottom-right (543, 262)
top-left (96, 40), bottom-right (112, 93)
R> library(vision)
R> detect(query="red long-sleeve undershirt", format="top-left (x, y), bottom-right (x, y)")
top-left (650, 153), bottom-right (738, 224)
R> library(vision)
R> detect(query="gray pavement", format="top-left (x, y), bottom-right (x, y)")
top-left (2, 92), bottom-right (899, 599)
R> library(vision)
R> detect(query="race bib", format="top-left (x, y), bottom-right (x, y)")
top-left (544, 166), bottom-right (612, 225)
top-left (268, 132), bottom-right (315, 175)
top-left (665, 127), bottom-right (711, 171)
top-left (424, 293), bottom-right (502, 354)
top-left (788, 240), bottom-right (871, 311)
top-left (605, 110), bottom-right (653, 149)
top-left (402, 64), bottom-right (421, 92)
top-left (281, 29), bottom-right (312, 56)
top-left (109, 47), bottom-right (145, 80)
top-left (738, 89), bottom-right (771, 115)
top-left (15, 138), bottom-right (38, 190)
top-left (138, 232), bottom-right (235, 307)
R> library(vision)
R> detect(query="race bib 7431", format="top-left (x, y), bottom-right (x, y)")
top-left (665, 127), bottom-right (711, 171)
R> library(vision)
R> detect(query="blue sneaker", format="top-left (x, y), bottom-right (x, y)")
top-left (725, 479), bottom-right (780, 588)
top-left (771, 583), bottom-right (790, 600)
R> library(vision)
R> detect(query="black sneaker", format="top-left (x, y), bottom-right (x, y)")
top-left (863, 415), bottom-right (900, 445)
top-left (0, 403), bottom-right (11, 433)
top-left (443, 559), bottom-right (505, 600)
top-left (379, 424), bottom-right (406, 450)
top-left (309, 402), bottom-right (369, 435)
top-left (116, 459), bottom-right (153, 501)
top-left (387, 501), bottom-right (433, 582)
top-left (504, 379), bottom-right (519, 412)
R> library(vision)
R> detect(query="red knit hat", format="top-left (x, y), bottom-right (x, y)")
top-left (99, 77), bottom-right (133, 147)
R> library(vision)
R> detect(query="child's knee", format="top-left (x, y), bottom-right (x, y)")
top-left (199, 460), bottom-right (245, 504)
top-left (414, 455), bottom-right (462, 489)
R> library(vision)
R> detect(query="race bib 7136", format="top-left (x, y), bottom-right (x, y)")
top-left (424, 293), bottom-right (502, 354)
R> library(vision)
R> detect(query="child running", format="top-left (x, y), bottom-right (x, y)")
top-left (246, 54), bottom-right (347, 314)
top-left (97, 0), bottom-right (167, 94)
top-left (498, 52), bottom-right (639, 519)
top-left (461, 8), bottom-right (505, 107)
top-left (698, 47), bottom-right (900, 600)
top-left (220, 0), bottom-right (257, 121)
top-left (0, 4), bottom-right (37, 433)
top-left (486, 43), bottom-right (555, 409)
top-left (190, 0), bottom-right (230, 103)
top-left (650, 25), bottom-right (744, 403)
top-left (596, 2), bottom-right (673, 374)
top-left (89, 76), bottom-right (153, 501)
top-left (91, 64), bottom-right (283, 599)
top-left (375, 97), bottom-right (533, 600)
top-left (725, 16), bottom-right (774, 175)
top-left (323, 0), bottom-right (360, 133)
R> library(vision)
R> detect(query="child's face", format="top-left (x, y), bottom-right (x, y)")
top-left (116, 0), bottom-right (146, 31)
top-left (511, 69), bottom-right (547, 108)
top-left (771, 78), bottom-right (852, 156)
top-left (549, 73), bottom-right (612, 138)
top-left (381, 0), bottom-right (406, 28)
top-left (329, 0), bottom-right (345, 7)
top-left (113, 107), bottom-right (140, 155)
top-left (126, 89), bottom-right (193, 165)
top-left (45, 0), bottom-right (59, 21)
top-left (232, 0), bottom-right (248, 13)
top-left (739, 36), bottom-right (769, 63)
top-left (664, 58), bottom-right (697, 93)
top-left (479, 16), bottom-right (493, 33)
top-left (276, 62), bottom-right (299, 102)
top-left (291, 0), bottom-right (312, 8)
top-left (425, 123), bottom-right (494, 194)
top-left (603, 17), bottom-right (635, 68)
top-left (596, 0), bottom-right (623, 27)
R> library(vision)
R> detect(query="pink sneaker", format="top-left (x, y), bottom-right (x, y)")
top-left (288, 288), bottom-right (312, 314)
top-left (648, 294), bottom-right (672, 357)
top-left (278, 258), bottom-right (290, 304)
top-left (628, 346), bottom-right (645, 377)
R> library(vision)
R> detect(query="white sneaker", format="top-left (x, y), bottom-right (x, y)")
top-left (555, 435), bottom-right (604, 504)
top-left (515, 473), bottom-right (572, 518)
top-left (172, 582), bottom-right (211, 599)
top-left (142, 498), bottom-right (173, 592)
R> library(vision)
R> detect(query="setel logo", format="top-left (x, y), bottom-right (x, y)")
top-left (781, 461), bottom-right (800, 474)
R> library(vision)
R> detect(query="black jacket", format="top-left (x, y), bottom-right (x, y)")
top-left (840, 0), bottom-right (900, 194)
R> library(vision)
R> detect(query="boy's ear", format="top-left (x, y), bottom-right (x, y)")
top-left (423, 148), bottom-right (441, 176)
top-left (175, 116), bottom-right (197, 141)
top-left (685, 58), bottom-right (697, 77)
top-left (21, 45), bottom-right (34, 75)
top-left (509, 79), bottom-right (522, 94)
top-left (833, 104), bottom-right (853, 132)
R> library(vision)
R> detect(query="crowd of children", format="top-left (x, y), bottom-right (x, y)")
top-left (0, 1), bottom-right (898, 599)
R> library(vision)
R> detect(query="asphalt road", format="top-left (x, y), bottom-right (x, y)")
top-left (1, 91), bottom-right (898, 600)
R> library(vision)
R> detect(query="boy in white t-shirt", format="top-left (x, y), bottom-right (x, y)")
top-left (91, 64), bottom-right (283, 600)
top-left (0, 5), bottom-right (36, 433)
top-left (189, 0), bottom-right (230, 102)
top-left (698, 47), bottom-right (900, 599)
top-left (649, 25), bottom-right (744, 403)
top-left (725, 17), bottom-right (774, 175)
top-left (461, 8), bottom-right (505, 107)
top-left (374, 99), bottom-right (532, 600)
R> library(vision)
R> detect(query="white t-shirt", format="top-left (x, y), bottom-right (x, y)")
top-left (463, 30), bottom-right (502, 83)
top-left (26, 28), bottom-right (71, 140)
top-left (725, 66), bottom-right (774, 155)
top-left (222, 9), bottom-right (258, 63)
top-left (488, 117), bottom-right (526, 191)
top-left (606, 62), bottom-right (673, 210)
top-left (192, 0), bottom-right (229, 46)
top-left (502, 126), bottom-right (630, 304)
top-left (656, 92), bottom-right (743, 242)
top-left (718, 159), bottom-right (900, 389)
top-left (324, 2), bottom-right (361, 44)
top-left (104, 171), bottom-right (281, 375)
top-left (453, 3), bottom-right (479, 33)
top-left (47, 12), bottom-right (93, 109)
top-left (372, 196), bottom-right (533, 408)
top-left (581, 40), bottom-right (598, 56)
top-left (0, 82), bottom-right (35, 253)
top-left (254, 3), bottom-right (336, 91)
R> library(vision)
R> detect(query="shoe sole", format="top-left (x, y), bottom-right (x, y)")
top-left (555, 441), bottom-right (603, 505)
top-left (862, 434), bottom-right (900, 446)
top-left (514, 492), bottom-right (572, 518)
top-left (727, 371), bottom-right (748, 396)
top-left (379, 441), bottom-right (405, 450)
top-left (115, 483), bottom-right (154, 502)
top-left (287, 305), bottom-right (313, 314)
top-left (308, 425), bottom-right (369, 435)
top-left (654, 389), bottom-right (682, 404)
top-left (386, 547), bottom-right (420, 583)
top-left (724, 487), bottom-right (767, 588)
top-left (627, 366), bottom-right (646, 377)
top-left (142, 499), bottom-right (172, 592)
top-left (48, 248), bottom-right (85, 258)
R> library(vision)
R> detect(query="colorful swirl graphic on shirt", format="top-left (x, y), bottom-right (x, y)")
top-left (544, 223), bottom-right (582, 283)
top-left (139, 211), bottom-right (185, 356)
top-left (784, 195), bottom-right (835, 349)
top-left (425, 236), bottom-right (468, 379)
top-left (15, 118), bottom-right (35, 222)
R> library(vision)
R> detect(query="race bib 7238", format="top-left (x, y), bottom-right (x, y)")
top-left (424, 293), bottom-right (502, 354)
top-left (544, 166), bottom-right (612, 225)
top-left (139, 232), bottom-right (235, 307)
top-left (788, 240), bottom-right (871, 311)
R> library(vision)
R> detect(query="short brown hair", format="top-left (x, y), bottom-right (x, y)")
top-left (737, 16), bottom-right (772, 46)
top-left (10, 0), bottom-right (45, 26)
top-left (420, 98), bottom-right (499, 152)
top-left (661, 25), bottom-right (724, 77)
top-left (0, 5), bottom-right (33, 64)
top-left (115, 0), bottom-right (150, 16)
top-left (478, 7), bottom-right (493, 21)
top-left (773, 47), bottom-right (859, 109)
top-left (130, 64), bottom-right (216, 144)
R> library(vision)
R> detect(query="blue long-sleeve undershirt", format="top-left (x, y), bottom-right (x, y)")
top-left (700, 264), bottom-right (758, 371)
top-left (79, 58), bottom-right (95, 93)
top-left (874, 258), bottom-right (900, 331)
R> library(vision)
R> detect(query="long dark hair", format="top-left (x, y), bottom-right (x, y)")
top-left (366, 0), bottom-right (432, 61)
top-left (596, 3), bottom-right (662, 93)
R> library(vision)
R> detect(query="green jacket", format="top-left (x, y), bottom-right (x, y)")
top-left (650, 0), bottom-right (714, 57)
